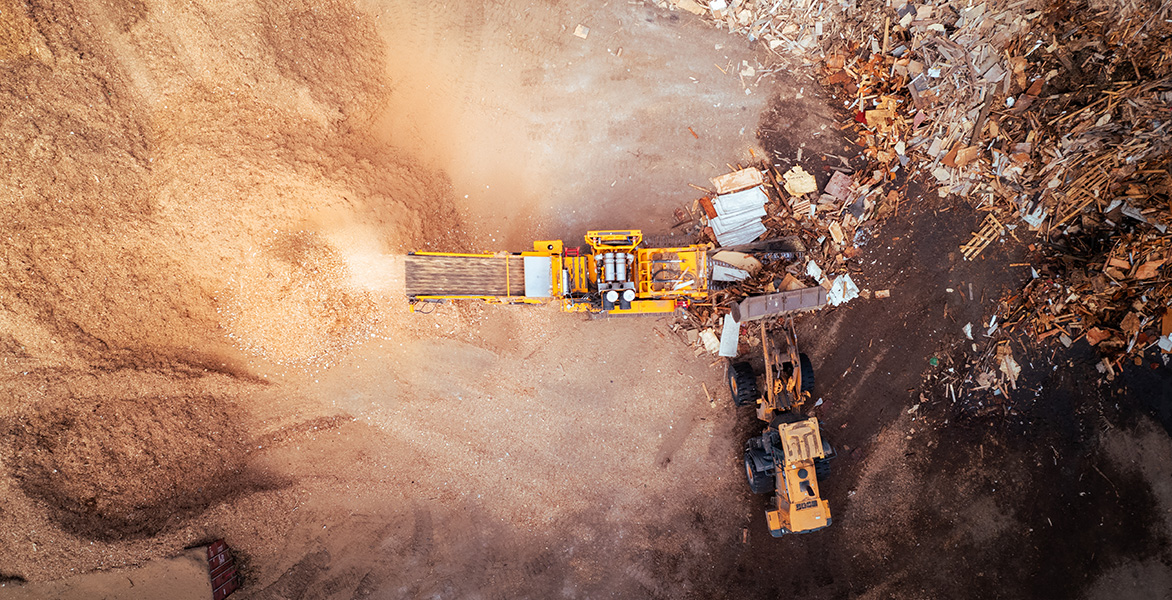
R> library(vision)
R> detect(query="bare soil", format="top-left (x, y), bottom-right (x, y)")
top-left (1, 0), bottom-right (1170, 599)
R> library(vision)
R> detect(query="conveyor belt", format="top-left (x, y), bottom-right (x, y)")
top-left (405, 255), bottom-right (526, 297)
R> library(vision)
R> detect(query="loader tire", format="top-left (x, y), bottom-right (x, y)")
top-left (744, 441), bottom-right (774, 495)
top-left (799, 353), bottom-right (815, 394)
top-left (727, 361), bottom-right (758, 407)
top-left (814, 457), bottom-right (831, 481)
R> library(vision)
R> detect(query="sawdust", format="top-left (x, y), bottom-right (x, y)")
top-left (217, 230), bottom-right (378, 367)
top-left (0, 0), bottom-right (768, 587)
top-left (0, 0), bottom-right (459, 580)
top-left (7, 394), bottom-right (264, 541)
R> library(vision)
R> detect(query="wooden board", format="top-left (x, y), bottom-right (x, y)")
top-left (406, 255), bottom-right (526, 297)
top-left (710, 168), bottom-right (764, 194)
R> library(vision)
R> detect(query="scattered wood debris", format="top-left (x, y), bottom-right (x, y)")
top-left (661, 0), bottom-right (1172, 367)
top-left (1009, 233), bottom-right (1171, 362)
top-left (679, 159), bottom-right (880, 352)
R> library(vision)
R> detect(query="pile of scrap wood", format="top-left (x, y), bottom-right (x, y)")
top-left (809, 0), bottom-right (1172, 247)
top-left (680, 164), bottom-right (888, 353)
top-left (669, 0), bottom-right (1172, 364)
top-left (700, 165), bottom-right (875, 290)
top-left (666, 0), bottom-right (1172, 237)
top-left (1007, 233), bottom-right (1171, 362)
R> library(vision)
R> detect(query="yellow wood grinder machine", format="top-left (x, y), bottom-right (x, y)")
top-left (406, 230), bottom-right (709, 315)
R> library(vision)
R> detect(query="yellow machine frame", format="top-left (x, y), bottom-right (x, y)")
top-left (765, 418), bottom-right (833, 535)
top-left (408, 230), bottom-right (709, 315)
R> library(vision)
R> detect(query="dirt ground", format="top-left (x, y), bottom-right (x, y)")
top-left (1, 0), bottom-right (1170, 599)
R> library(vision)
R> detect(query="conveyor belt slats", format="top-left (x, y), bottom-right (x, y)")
top-left (405, 255), bottom-right (526, 297)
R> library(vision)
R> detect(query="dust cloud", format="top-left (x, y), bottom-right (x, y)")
top-left (365, 0), bottom-right (552, 247)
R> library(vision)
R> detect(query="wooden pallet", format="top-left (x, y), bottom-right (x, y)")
top-left (1053, 161), bottom-right (1112, 230)
top-left (960, 213), bottom-right (1006, 261)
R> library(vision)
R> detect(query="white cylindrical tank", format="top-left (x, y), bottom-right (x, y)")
top-left (616, 252), bottom-right (627, 281)
top-left (604, 252), bottom-right (616, 282)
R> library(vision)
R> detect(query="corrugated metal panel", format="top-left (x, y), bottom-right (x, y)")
top-left (709, 205), bottom-right (768, 235)
top-left (730, 286), bottom-right (828, 322)
top-left (715, 221), bottom-right (767, 247)
top-left (711, 185), bottom-right (768, 247)
top-left (713, 185), bottom-right (768, 214)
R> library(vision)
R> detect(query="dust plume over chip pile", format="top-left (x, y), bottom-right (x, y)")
top-left (218, 230), bottom-right (378, 367)
top-left (0, 0), bottom-right (460, 368)
top-left (0, 0), bottom-right (463, 579)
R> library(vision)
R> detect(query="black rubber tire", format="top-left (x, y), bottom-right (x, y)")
top-left (814, 457), bottom-right (831, 481)
top-left (744, 440), bottom-right (775, 494)
top-left (727, 361), bottom-right (759, 407)
top-left (799, 353), bottom-right (815, 394)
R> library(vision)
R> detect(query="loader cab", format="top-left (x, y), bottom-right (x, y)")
top-left (766, 463), bottom-right (832, 536)
top-left (763, 418), bottom-right (833, 536)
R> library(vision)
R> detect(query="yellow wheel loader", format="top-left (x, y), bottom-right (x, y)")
top-left (728, 317), bottom-right (834, 537)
